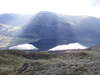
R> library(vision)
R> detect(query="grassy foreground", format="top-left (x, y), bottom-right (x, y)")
top-left (0, 50), bottom-right (100, 75)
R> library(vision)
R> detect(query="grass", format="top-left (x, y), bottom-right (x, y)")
top-left (0, 50), bottom-right (100, 75)
top-left (0, 50), bottom-right (34, 75)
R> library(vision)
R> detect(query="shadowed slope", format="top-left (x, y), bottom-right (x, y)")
top-left (23, 11), bottom-right (75, 50)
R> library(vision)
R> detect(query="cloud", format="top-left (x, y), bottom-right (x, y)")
top-left (0, 0), bottom-right (91, 13)
top-left (0, 0), bottom-right (100, 18)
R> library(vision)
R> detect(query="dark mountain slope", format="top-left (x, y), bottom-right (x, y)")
top-left (22, 11), bottom-right (76, 50)
top-left (69, 16), bottom-right (100, 46)
top-left (1, 11), bottom-right (100, 50)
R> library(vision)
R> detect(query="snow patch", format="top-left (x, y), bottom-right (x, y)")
top-left (49, 43), bottom-right (87, 51)
top-left (9, 43), bottom-right (38, 50)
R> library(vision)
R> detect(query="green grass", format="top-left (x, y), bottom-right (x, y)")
top-left (0, 50), bottom-right (34, 75)
top-left (0, 50), bottom-right (100, 75)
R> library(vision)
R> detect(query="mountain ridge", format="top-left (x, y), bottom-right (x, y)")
top-left (0, 11), bottom-right (100, 50)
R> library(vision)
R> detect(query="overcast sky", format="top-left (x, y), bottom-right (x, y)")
top-left (0, 0), bottom-right (100, 17)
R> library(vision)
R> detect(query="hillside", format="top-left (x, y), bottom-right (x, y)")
top-left (0, 50), bottom-right (100, 75)
top-left (0, 24), bottom-right (22, 48)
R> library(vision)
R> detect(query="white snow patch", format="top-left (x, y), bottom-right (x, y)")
top-left (49, 43), bottom-right (87, 51)
top-left (9, 43), bottom-right (38, 50)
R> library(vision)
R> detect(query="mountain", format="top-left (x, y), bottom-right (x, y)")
top-left (21, 11), bottom-right (76, 50)
top-left (65, 16), bottom-right (100, 46)
top-left (1, 11), bottom-right (100, 50)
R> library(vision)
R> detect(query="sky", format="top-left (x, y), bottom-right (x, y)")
top-left (0, 0), bottom-right (100, 17)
